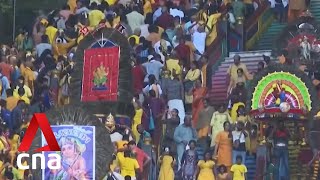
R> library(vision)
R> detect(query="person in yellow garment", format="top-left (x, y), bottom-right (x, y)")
top-left (230, 155), bottom-right (248, 180)
top-left (45, 19), bottom-right (58, 44)
top-left (166, 52), bottom-right (182, 79)
top-left (52, 30), bottom-right (77, 60)
top-left (143, 0), bottom-right (153, 16)
top-left (14, 87), bottom-right (30, 105)
top-left (210, 104), bottom-right (231, 147)
top-left (88, 3), bottom-right (105, 27)
top-left (132, 98), bottom-right (143, 142)
top-left (227, 55), bottom-right (251, 84)
top-left (0, 162), bottom-right (22, 180)
top-left (158, 147), bottom-right (175, 180)
top-left (128, 29), bottom-right (141, 45)
top-left (68, 0), bottom-right (77, 13)
top-left (195, 151), bottom-right (215, 179)
top-left (117, 150), bottom-right (140, 179)
top-left (206, 8), bottom-right (222, 46)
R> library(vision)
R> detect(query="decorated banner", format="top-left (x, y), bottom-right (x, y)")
top-left (82, 47), bottom-right (120, 102)
top-left (42, 126), bottom-right (96, 180)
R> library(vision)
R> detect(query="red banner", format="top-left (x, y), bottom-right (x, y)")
top-left (82, 47), bottom-right (120, 102)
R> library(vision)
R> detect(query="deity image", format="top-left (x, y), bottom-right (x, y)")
top-left (51, 137), bottom-right (88, 180)
top-left (93, 62), bottom-right (109, 90)
top-left (300, 36), bottom-right (311, 60)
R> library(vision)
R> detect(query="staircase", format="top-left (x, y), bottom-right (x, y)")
top-left (245, 155), bottom-right (256, 180)
top-left (310, 0), bottom-right (320, 18)
top-left (254, 22), bottom-right (286, 50)
top-left (208, 50), bottom-right (272, 105)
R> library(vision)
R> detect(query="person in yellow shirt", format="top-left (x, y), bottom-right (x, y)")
top-left (128, 28), bottom-right (141, 45)
top-left (166, 53), bottom-right (182, 79)
top-left (117, 150), bottom-right (140, 178)
top-left (21, 61), bottom-right (35, 94)
top-left (14, 87), bottom-right (30, 105)
top-left (227, 55), bottom-right (251, 81)
top-left (45, 19), bottom-right (58, 44)
top-left (14, 76), bottom-right (32, 99)
top-left (68, 0), bottom-right (77, 13)
top-left (230, 155), bottom-right (247, 180)
top-left (143, 0), bottom-right (153, 16)
top-left (88, 3), bottom-right (105, 27)
top-left (105, 0), bottom-right (117, 6)
top-left (52, 31), bottom-right (76, 60)
top-left (206, 11), bottom-right (222, 46)
top-left (230, 102), bottom-right (245, 123)
top-left (5, 89), bottom-right (19, 111)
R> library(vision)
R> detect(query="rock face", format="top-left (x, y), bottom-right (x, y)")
top-left (27, 105), bottom-right (113, 179)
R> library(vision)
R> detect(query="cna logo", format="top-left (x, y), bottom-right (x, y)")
top-left (17, 113), bottom-right (61, 170)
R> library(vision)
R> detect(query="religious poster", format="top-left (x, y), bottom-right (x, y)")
top-left (42, 126), bottom-right (96, 180)
top-left (82, 47), bottom-right (120, 102)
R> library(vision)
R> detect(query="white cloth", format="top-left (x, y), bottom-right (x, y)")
top-left (228, 12), bottom-right (236, 24)
top-left (232, 131), bottom-right (246, 143)
top-left (168, 99), bottom-right (186, 125)
top-left (192, 31), bottom-right (206, 54)
top-left (126, 11), bottom-right (145, 32)
top-left (170, 8), bottom-right (184, 19)
top-left (76, 7), bottom-right (90, 14)
top-left (110, 132), bottom-right (123, 142)
top-left (269, 0), bottom-right (275, 8)
top-left (140, 24), bottom-right (150, 38)
top-left (142, 60), bottom-right (164, 81)
top-left (171, 36), bottom-right (179, 48)
top-left (154, 40), bottom-right (172, 54)
top-left (282, 0), bottom-right (288, 7)
top-left (143, 84), bottom-right (163, 96)
top-left (153, 8), bottom-right (162, 22)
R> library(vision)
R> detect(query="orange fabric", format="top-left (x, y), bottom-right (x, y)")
top-left (215, 131), bottom-right (232, 166)
top-left (192, 87), bottom-right (207, 127)
top-left (198, 126), bottom-right (209, 137)
top-left (278, 55), bottom-right (286, 64)
top-left (146, 32), bottom-right (161, 46)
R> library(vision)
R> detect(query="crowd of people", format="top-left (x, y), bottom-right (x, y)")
top-left (0, 0), bottom-right (317, 179)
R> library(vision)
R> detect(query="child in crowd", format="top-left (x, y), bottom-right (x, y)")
top-left (230, 155), bottom-right (247, 180)
top-left (265, 156), bottom-right (279, 180)
top-left (217, 164), bottom-right (230, 180)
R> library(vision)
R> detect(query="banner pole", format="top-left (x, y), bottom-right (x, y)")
top-left (12, 0), bottom-right (16, 42)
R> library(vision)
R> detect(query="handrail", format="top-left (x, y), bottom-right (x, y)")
top-left (245, 1), bottom-right (270, 28)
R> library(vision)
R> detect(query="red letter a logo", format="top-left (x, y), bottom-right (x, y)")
top-left (18, 113), bottom-right (61, 152)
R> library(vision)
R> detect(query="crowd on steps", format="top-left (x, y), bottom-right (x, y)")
top-left (0, 0), bottom-right (318, 179)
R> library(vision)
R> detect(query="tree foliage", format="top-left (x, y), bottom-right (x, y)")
top-left (0, 0), bottom-right (11, 14)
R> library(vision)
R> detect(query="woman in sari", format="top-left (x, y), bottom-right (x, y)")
top-left (210, 104), bottom-right (231, 147)
top-left (192, 79), bottom-right (207, 127)
top-left (158, 147), bottom-right (175, 180)
top-left (196, 98), bottom-right (215, 150)
top-left (184, 62), bottom-right (201, 112)
top-left (181, 140), bottom-right (198, 180)
top-left (214, 121), bottom-right (233, 171)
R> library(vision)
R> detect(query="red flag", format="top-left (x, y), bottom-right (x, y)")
top-left (81, 47), bottom-right (120, 102)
